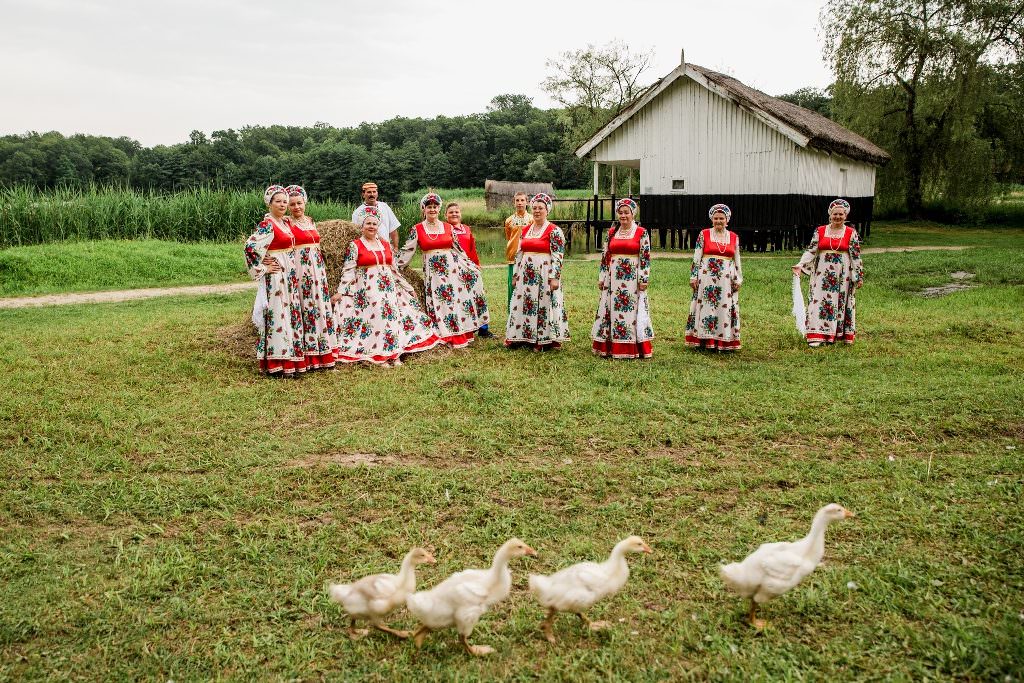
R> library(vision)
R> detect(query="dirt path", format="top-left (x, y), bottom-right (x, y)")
top-left (0, 282), bottom-right (254, 309)
top-left (0, 245), bottom-right (970, 309)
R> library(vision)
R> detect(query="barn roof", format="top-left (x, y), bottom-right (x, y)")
top-left (575, 63), bottom-right (891, 167)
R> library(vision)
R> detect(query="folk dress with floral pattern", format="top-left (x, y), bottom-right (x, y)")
top-left (795, 225), bottom-right (863, 345)
top-left (687, 229), bottom-right (743, 350)
top-left (288, 216), bottom-right (337, 369)
top-left (505, 222), bottom-right (570, 348)
top-left (243, 215), bottom-right (306, 374)
top-left (395, 222), bottom-right (489, 348)
top-left (334, 238), bottom-right (443, 365)
top-left (591, 225), bottom-right (654, 358)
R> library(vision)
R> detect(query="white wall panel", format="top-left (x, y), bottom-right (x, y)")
top-left (590, 78), bottom-right (878, 197)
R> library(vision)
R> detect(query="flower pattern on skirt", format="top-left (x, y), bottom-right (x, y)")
top-left (334, 240), bottom-right (443, 363)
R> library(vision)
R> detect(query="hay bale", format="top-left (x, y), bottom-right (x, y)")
top-left (484, 179), bottom-right (556, 211)
top-left (317, 219), bottom-right (425, 305)
top-left (315, 219), bottom-right (362, 293)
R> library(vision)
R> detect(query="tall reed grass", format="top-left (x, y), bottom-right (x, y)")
top-left (0, 186), bottom-right (356, 248)
top-left (0, 185), bottom-right (596, 248)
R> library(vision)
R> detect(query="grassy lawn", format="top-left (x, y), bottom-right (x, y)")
top-left (7, 221), bottom-right (1024, 300)
top-left (0, 239), bottom-right (247, 298)
top-left (1, 229), bottom-right (1022, 680)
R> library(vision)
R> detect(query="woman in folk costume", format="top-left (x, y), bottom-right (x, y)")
top-left (285, 185), bottom-right (337, 370)
top-left (332, 206), bottom-right (443, 366)
top-left (686, 203), bottom-right (743, 351)
top-left (505, 193), bottom-right (570, 351)
top-left (244, 185), bottom-right (306, 376)
top-left (446, 202), bottom-right (493, 338)
top-left (591, 198), bottom-right (654, 359)
top-left (792, 199), bottom-right (864, 346)
top-left (395, 192), bottom-right (489, 348)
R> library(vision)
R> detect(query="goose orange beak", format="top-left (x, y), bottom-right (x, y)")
top-left (424, 553), bottom-right (437, 564)
top-left (843, 509), bottom-right (856, 519)
top-left (524, 545), bottom-right (538, 557)
top-left (642, 543), bottom-right (653, 554)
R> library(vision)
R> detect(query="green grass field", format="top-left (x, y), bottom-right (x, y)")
top-left (0, 226), bottom-right (1022, 680)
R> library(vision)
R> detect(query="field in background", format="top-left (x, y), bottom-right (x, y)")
top-left (8, 184), bottom-right (1022, 249)
top-left (0, 186), bottom-right (594, 248)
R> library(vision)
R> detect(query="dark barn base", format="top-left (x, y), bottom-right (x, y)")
top-left (577, 194), bottom-right (875, 253)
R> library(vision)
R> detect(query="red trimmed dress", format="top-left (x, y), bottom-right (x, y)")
top-left (795, 225), bottom-right (863, 345)
top-left (687, 228), bottom-right (743, 350)
top-left (505, 222), bottom-right (570, 348)
top-left (396, 222), bottom-right (489, 348)
top-left (289, 216), bottom-right (337, 369)
top-left (243, 215), bottom-right (306, 374)
top-left (591, 225), bottom-right (654, 358)
top-left (452, 223), bottom-right (491, 334)
top-left (451, 223), bottom-right (481, 267)
top-left (333, 237), bottom-right (443, 365)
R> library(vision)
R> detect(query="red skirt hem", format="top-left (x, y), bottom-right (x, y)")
top-left (334, 335), bottom-right (444, 365)
top-left (806, 332), bottom-right (856, 344)
top-left (592, 339), bottom-right (653, 359)
top-left (302, 351), bottom-right (337, 369)
top-left (441, 332), bottom-right (475, 348)
top-left (685, 335), bottom-right (741, 350)
top-left (260, 358), bottom-right (307, 374)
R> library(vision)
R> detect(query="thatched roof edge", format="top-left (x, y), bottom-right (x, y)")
top-left (575, 63), bottom-right (890, 167)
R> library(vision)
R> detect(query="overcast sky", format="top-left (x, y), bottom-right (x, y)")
top-left (2, 0), bottom-right (835, 147)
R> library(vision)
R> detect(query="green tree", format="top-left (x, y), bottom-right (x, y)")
top-left (823, 0), bottom-right (1024, 216)
top-left (776, 87), bottom-right (834, 118)
top-left (542, 40), bottom-right (654, 148)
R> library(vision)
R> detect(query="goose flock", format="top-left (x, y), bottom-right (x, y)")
top-left (328, 503), bottom-right (855, 656)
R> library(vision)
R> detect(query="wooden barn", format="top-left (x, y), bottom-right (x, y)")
top-left (575, 55), bottom-right (891, 251)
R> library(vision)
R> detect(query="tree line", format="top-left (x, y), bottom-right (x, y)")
top-left (0, 94), bottom-right (591, 202)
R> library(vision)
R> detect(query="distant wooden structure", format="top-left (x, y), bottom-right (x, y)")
top-left (484, 180), bottom-right (555, 211)
top-left (574, 53), bottom-right (891, 252)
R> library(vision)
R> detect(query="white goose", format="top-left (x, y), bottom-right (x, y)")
top-left (328, 547), bottom-right (435, 638)
top-left (719, 503), bottom-right (855, 629)
top-left (406, 538), bottom-right (537, 656)
top-left (528, 535), bottom-right (652, 643)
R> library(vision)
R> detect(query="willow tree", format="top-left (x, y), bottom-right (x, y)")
top-left (822, 0), bottom-right (1024, 216)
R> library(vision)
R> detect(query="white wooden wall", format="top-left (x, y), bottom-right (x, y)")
top-left (591, 78), bottom-right (877, 197)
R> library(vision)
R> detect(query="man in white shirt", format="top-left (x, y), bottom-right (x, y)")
top-left (352, 182), bottom-right (401, 249)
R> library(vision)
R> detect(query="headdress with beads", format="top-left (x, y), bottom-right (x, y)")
top-left (354, 205), bottom-right (382, 225)
top-left (420, 192), bottom-right (442, 207)
top-left (531, 193), bottom-right (553, 211)
top-left (263, 184), bottom-right (287, 206)
top-left (829, 198), bottom-right (851, 215)
top-left (708, 203), bottom-right (732, 221)
top-left (284, 185), bottom-right (307, 201)
top-left (615, 197), bottom-right (638, 216)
